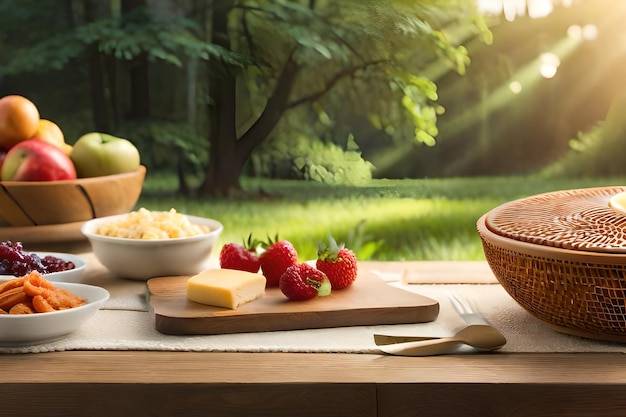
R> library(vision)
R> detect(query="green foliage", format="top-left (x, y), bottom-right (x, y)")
top-left (249, 134), bottom-right (374, 185)
top-left (83, 8), bottom-right (248, 68)
top-left (116, 119), bottom-right (208, 174)
top-left (294, 141), bottom-right (374, 185)
top-left (0, 5), bottom-right (249, 78)
top-left (234, 0), bottom-right (491, 155)
top-left (343, 220), bottom-right (385, 261)
top-left (541, 121), bottom-right (626, 178)
top-left (0, 0), bottom-right (492, 192)
top-left (396, 73), bottom-right (441, 146)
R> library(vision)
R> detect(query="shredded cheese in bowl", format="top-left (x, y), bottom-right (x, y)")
top-left (95, 208), bottom-right (211, 239)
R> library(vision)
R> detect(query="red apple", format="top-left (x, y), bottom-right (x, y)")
top-left (1, 139), bottom-right (77, 181)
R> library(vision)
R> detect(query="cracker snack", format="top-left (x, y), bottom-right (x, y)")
top-left (0, 272), bottom-right (86, 314)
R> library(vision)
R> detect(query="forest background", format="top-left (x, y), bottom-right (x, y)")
top-left (1, 0), bottom-right (625, 261)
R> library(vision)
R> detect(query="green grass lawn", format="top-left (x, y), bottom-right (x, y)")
top-left (138, 174), bottom-right (626, 261)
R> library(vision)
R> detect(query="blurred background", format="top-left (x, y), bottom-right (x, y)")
top-left (2, 0), bottom-right (624, 190)
top-left (1, 0), bottom-right (625, 260)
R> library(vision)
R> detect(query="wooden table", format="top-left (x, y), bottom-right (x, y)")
top-left (2, 260), bottom-right (626, 417)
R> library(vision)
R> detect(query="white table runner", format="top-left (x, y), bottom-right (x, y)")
top-left (1, 258), bottom-right (625, 354)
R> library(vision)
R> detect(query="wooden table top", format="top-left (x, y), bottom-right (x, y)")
top-left (2, 259), bottom-right (626, 417)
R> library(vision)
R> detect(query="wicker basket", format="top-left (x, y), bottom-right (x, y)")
top-left (477, 186), bottom-right (626, 342)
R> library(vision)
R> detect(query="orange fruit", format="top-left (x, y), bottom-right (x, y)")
top-left (0, 95), bottom-right (40, 149)
top-left (30, 119), bottom-right (65, 150)
top-left (62, 143), bottom-right (73, 156)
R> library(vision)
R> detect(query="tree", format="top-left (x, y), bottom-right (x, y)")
top-left (0, 0), bottom-right (248, 188)
top-left (0, 0), bottom-right (490, 196)
top-left (199, 0), bottom-right (491, 195)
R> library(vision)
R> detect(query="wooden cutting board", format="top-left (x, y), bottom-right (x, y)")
top-left (146, 271), bottom-right (439, 335)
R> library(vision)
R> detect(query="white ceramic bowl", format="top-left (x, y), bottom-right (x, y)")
top-left (81, 213), bottom-right (223, 280)
top-left (0, 251), bottom-right (87, 283)
top-left (0, 281), bottom-right (109, 346)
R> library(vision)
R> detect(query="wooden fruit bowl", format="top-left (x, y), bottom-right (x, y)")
top-left (0, 165), bottom-right (146, 229)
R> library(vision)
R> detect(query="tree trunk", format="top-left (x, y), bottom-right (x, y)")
top-left (122, 0), bottom-right (150, 120)
top-left (83, 0), bottom-right (111, 132)
top-left (199, 0), bottom-right (241, 196)
top-left (198, 1), bottom-right (301, 196)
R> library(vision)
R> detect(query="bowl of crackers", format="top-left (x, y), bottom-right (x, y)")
top-left (0, 273), bottom-right (109, 346)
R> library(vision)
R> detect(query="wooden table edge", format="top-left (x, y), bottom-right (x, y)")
top-left (3, 351), bottom-right (626, 416)
top-left (2, 350), bottom-right (625, 384)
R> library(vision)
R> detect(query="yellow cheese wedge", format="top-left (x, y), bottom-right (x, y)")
top-left (186, 269), bottom-right (266, 309)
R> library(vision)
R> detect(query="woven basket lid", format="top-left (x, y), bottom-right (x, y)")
top-left (485, 186), bottom-right (626, 253)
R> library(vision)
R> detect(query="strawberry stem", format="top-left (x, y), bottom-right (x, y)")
top-left (317, 234), bottom-right (344, 262)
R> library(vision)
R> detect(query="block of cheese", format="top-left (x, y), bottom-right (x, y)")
top-left (186, 269), bottom-right (266, 309)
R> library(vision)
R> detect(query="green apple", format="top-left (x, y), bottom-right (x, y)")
top-left (70, 132), bottom-right (140, 177)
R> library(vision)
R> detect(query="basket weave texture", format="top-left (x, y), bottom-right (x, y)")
top-left (478, 187), bottom-right (626, 342)
top-left (486, 186), bottom-right (626, 252)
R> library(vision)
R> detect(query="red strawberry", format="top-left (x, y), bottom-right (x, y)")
top-left (259, 237), bottom-right (298, 287)
top-left (279, 263), bottom-right (331, 301)
top-left (316, 237), bottom-right (358, 290)
top-left (219, 234), bottom-right (261, 273)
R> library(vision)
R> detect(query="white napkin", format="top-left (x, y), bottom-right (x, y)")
top-left (2, 282), bottom-right (625, 354)
top-left (368, 261), bottom-right (499, 284)
top-left (2, 254), bottom-right (624, 354)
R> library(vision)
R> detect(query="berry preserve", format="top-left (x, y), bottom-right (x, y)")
top-left (0, 241), bottom-right (75, 276)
